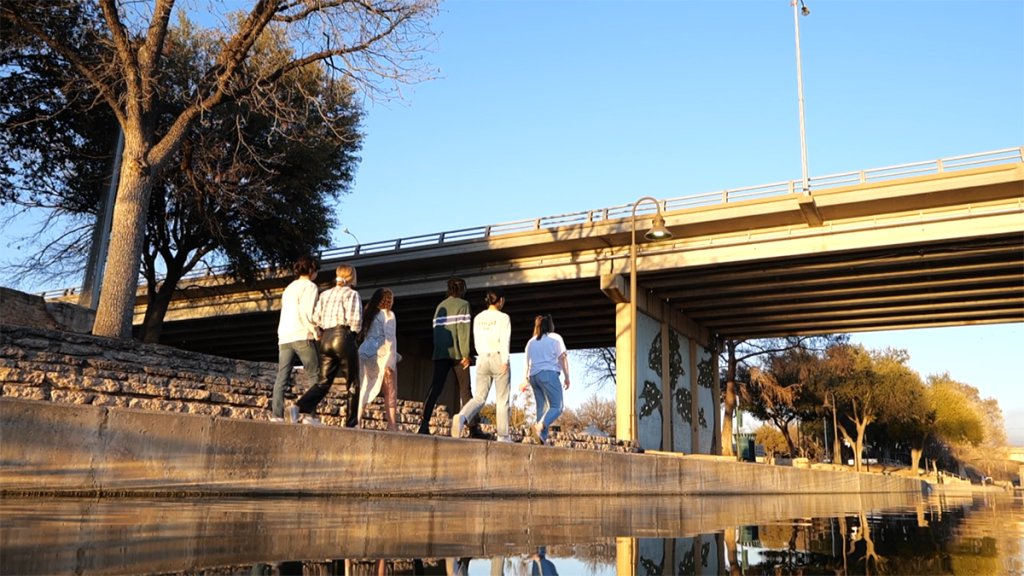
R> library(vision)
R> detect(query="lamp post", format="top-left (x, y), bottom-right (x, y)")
top-left (342, 227), bottom-right (361, 254)
top-left (628, 196), bottom-right (673, 442)
top-left (792, 0), bottom-right (811, 194)
top-left (824, 391), bottom-right (840, 464)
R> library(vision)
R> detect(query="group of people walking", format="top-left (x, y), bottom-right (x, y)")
top-left (273, 257), bottom-right (570, 443)
top-left (272, 256), bottom-right (399, 430)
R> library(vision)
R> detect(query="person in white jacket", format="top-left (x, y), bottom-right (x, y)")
top-left (271, 256), bottom-right (319, 421)
top-left (452, 288), bottom-right (512, 441)
top-left (356, 288), bottom-right (400, 430)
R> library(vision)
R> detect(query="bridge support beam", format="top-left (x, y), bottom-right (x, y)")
top-left (611, 278), bottom-right (717, 455)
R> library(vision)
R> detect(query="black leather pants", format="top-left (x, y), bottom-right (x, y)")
top-left (297, 326), bottom-right (359, 426)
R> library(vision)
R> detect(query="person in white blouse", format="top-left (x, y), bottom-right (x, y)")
top-left (356, 288), bottom-right (400, 430)
top-left (452, 289), bottom-right (512, 441)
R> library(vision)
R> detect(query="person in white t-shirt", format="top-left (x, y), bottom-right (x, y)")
top-left (452, 289), bottom-right (512, 441)
top-left (271, 256), bottom-right (320, 421)
top-left (522, 314), bottom-right (570, 444)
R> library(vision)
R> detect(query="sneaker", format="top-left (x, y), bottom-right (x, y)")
top-left (269, 416), bottom-right (285, 423)
top-left (287, 405), bottom-right (300, 424)
top-left (300, 414), bottom-right (320, 425)
top-left (451, 415), bottom-right (465, 438)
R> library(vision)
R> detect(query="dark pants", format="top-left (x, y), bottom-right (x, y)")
top-left (418, 358), bottom-right (479, 434)
top-left (297, 326), bottom-right (359, 426)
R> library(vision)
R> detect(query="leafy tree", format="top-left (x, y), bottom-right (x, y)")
top-left (720, 334), bottom-right (847, 456)
top-left (892, 373), bottom-right (985, 474)
top-left (754, 424), bottom-right (788, 459)
top-left (3, 13), bottom-right (364, 342)
top-left (745, 348), bottom-right (812, 456)
top-left (1, 2), bottom-right (119, 280)
top-left (2, 0), bottom-right (437, 339)
top-left (929, 375), bottom-right (1007, 479)
top-left (814, 344), bottom-right (925, 471)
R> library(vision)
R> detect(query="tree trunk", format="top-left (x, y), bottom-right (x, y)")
top-left (721, 341), bottom-right (738, 457)
top-left (91, 140), bottom-right (153, 340)
top-left (140, 279), bottom-right (176, 343)
top-left (910, 447), bottom-right (923, 476)
top-left (854, 420), bottom-right (868, 472)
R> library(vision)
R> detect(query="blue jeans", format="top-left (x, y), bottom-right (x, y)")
top-left (457, 352), bottom-right (511, 437)
top-left (529, 370), bottom-right (563, 442)
top-left (273, 340), bottom-right (320, 418)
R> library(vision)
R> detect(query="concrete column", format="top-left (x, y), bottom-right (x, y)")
top-left (615, 302), bottom-right (633, 441)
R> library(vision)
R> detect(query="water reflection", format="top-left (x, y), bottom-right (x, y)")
top-left (1, 492), bottom-right (1020, 574)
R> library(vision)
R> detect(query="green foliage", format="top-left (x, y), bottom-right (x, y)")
top-left (2, 9), bottom-right (363, 340)
top-left (929, 374), bottom-right (986, 446)
top-left (755, 424), bottom-right (788, 457)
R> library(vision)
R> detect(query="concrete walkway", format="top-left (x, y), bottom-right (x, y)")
top-left (1, 398), bottom-right (925, 497)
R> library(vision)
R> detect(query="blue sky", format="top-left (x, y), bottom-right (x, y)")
top-left (334, 0), bottom-right (1024, 442)
top-left (3, 1), bottom-right (1021, 441)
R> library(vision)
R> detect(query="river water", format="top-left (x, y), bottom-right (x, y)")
top-left (1, 491), bottom-right (1020, 575)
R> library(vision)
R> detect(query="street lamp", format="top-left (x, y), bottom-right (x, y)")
top-left (792, 0), bottom-right (811, 194)
top-left (628, 196), bottom-right (673, 442)
top-left (823, 391), bottom-right (840, 465)
top-left (342, 227), bottom-right (361, 254)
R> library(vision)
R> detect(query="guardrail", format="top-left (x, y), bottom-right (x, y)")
top-left (42, 146), bottom-right (1023, 300)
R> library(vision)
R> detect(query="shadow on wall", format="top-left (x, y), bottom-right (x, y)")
top-left (0, 287), bottom-right (94, 333)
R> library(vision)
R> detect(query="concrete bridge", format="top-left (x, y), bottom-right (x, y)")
top-left (56, 147), bottom-right (1023, 453)
top-left (139, 147), bottom-right (1023, 354)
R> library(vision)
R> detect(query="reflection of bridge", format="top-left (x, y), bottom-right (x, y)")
top-left (147, 147), bottom-right (1023, 360)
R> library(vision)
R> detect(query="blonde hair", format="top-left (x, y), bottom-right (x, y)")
top-left (335, 264), bottom-right (357, 287)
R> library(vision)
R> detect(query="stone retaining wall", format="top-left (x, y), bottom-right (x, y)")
top-left (0, 323), bottom-right (440, 430)
top-left (0, 323), bottom-right (637, 452)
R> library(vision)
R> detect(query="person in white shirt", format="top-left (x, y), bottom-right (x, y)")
top-left (292, 263), bottom-right (361, 425)
top-left (522, 314), bottom-right (570, 444)
top-left (271, 256), bottom-right (320, 421)
top-left (452, 289), bottom-right (512, 441)
top-left (356, 288), bottom-right (400, 430)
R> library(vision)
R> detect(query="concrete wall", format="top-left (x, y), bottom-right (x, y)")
top-left (1, 397), bottom-right (925, 497)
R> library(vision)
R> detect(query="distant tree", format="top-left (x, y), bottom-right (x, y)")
top-left (745, 347), bottom-right (813, 456)
top-left (815, 344), bottom-right (925, 472)
top-left (575, 394), bottom-right (616, 436)
top-left (572, 347), bottom-right (616, 390)
top-left (892, 373), bottom-right (985, 474)
top-left (720, 335), bottom-right (847, 456)
top-left (931, 375), bottom-right (1007, 479)
top-left (754, 424), bottom-right (788, 459)
top-left (2, 0), bottom-right (437, 339)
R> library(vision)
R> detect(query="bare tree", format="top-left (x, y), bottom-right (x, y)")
top-left (2, 0), bottom-right (438, 339)
top-left (572, 347), bottom-right (616, 390)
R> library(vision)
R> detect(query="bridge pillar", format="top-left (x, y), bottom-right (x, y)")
top-left (614, 286), bottom-right (717, 454)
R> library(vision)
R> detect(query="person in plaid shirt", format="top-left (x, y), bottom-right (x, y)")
top-left (291, 264), bottom-right (362, 426)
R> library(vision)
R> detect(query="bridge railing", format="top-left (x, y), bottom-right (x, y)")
top-left (43, 147), bottom-right (1023, 300)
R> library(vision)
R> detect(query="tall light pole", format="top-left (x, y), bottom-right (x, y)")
top-left (628, 196), bottom-right (672, 442)
top-left (792, 0), bottom-right (811, 194)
